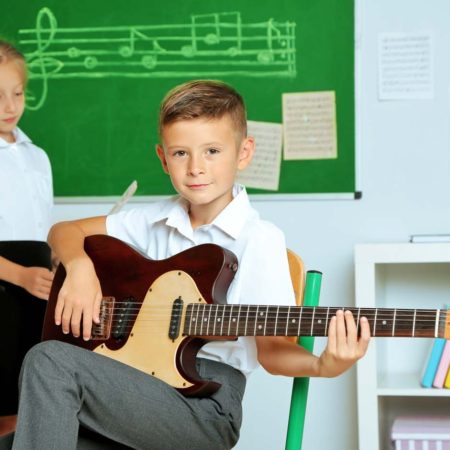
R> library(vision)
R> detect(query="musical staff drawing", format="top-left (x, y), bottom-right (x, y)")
top-left (19, 8), bottom-right (297, 110)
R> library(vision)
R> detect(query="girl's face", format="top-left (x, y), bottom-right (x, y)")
top-left (0, 61), bottom-right (25, 143)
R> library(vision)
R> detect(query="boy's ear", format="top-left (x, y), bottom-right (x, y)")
top-left (156, 144), bottom-right (169, 174)
top-left (237, 136), bottom-right (255, 171)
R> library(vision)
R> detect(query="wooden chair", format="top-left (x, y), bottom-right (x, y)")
top-left (285, 250), bottom-right (322, 450)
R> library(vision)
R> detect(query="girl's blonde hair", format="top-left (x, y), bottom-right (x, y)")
top-left (0, 40), bottom-right (27, 85)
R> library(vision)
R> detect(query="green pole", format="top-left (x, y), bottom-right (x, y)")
top-left (285, 270), bottom-right (322, 450)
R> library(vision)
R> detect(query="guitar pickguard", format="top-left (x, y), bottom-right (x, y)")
top-left (94, 270), bottom-right (207, 389)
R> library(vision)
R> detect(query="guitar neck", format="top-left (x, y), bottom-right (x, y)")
top-left (184, 305), bottom-right (449, 338)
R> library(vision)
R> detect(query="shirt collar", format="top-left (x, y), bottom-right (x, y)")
top-left (155, 184), bottom-right (255, 241)
top-left (212, 184), bottom-right (255, 239)
top-left (0, 127), bottom-right (32, 148)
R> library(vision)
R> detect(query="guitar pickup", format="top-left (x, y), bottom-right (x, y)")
top-left (112, 296), bottom-right (135, 341)
top-left (169, 297), bottom-right (183, 341)
top-left (91, 296), bottom-right (114, 340)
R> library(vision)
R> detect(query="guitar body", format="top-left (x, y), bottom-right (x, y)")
top-left (43, 235), bottom-right (238, 397)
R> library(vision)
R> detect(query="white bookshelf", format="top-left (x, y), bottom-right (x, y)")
top-left (354, 243), bottom-right (450, 450)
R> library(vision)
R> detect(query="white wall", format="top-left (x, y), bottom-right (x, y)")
top-left (52, 1), bottom-right (450, 448)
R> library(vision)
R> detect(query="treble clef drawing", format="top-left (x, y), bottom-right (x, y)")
top-left (19, 8), bottom-right (297, 110)
top-left (23, 8), bottom-right (61, 110)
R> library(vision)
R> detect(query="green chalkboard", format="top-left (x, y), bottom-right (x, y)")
top-left (2, 0), bottom-right (355, 197)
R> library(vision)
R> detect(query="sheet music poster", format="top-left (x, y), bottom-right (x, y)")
top-left (237, 120), bottom-right (282, 191)
top-left (378, 32), bottom-right (434, 100)
top-left (282, 91), bottom-right (337, 160)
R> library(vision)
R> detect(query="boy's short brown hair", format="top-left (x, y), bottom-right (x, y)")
top-left (159, 80), bottom-right (247, 141)
top-left (0, 40), bottom-right (27, 85)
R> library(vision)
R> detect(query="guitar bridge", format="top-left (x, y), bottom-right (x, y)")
top-left (91, 296), bottom-right (114, 340)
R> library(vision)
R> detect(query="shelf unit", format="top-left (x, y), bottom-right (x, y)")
top-left (355, 243), bottom-right (450, 450)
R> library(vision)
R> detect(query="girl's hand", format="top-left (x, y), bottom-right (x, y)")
top-left (18, 266), bottom-right (54, 300)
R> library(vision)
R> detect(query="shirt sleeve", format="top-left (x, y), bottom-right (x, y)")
top-left (106, 208), bottom-right (151, 251)
top-left (228, 222), bottom-right (296, 307)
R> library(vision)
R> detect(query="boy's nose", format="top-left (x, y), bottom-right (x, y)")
top-left (188, 156), bottom-right (205, 176)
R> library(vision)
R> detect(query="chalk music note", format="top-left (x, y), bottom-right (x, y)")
top-left (19, 8), bottom-right (297, 110)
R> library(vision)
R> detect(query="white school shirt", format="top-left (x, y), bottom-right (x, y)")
top-left (106, 185), bottom-right (296, 376)
top-left (0, 128), bottom-right (53, 241)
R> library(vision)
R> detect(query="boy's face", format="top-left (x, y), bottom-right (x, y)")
top-left (157, 115), bottom-right (254, 224)
top-left (0, 62), bottom-right (25, 143)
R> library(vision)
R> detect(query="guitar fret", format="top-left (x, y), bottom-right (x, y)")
top-left (412, 309), bottom-right (416, 337)
top-left (206, 304), bottom-right (213, 335)
top-left (356, 308), bottom-right (360, 336)
top-left (227, 305), bottom-right (233, 336)
top-left (244, 306), bottom-right (250, 335)
top-left (285, 306), bottom-right (290, 336)
top-left (263, 305), bottom-right (268, 336)
top-left (392, 309), bottom-right (396, 337)
top-left (212, 304), bottom-right (218, 336)
top-left (185, 304), bottom-right (191, 335)
top-left (297, 307), bottom-right (302, 336)
top-left (325, 307), bottom-right (330, 336)
top-left (254, 306), bottom-right (259, 336)
top-left (274, 306), bottom-right (280, 336)
top-left (257, 308), bottom-right (266, 335)
top-left (310, 307), bottom-right (316, 336)
top-left (219, 305), bottom-right (225, 336)
top-left (235, 305), bottom-right (241, 336)
top-left (373, 308), bottom-right (378, 337)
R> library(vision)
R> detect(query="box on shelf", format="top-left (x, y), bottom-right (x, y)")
top-left (391, 416), bottom-right (450, 450)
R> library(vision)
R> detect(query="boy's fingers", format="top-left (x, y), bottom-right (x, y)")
top-left (335, 309), bottom-right (347, 348)
top-left (93, 295), bottom-right (103, 325)
top-left (327, 315), bottom-right (337, 353)
top-left (70, 309), bottom-right (82, 338)
top-left (344, 310), bottom-right (357, 343)
top-left (82, 310), bottom-right (93, 341)
top-left (61, 305), bottom-right (73, 335)
top-left (54, 293), bottom-right (65, 325)
top-left (358, 317), bottom-right (371, 354)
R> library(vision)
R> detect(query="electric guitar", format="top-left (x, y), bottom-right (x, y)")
top-left (42, 235), bottom-right (450, 397)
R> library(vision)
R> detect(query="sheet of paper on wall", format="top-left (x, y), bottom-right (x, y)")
top-left (378, 32), bottom-right (434, 100)
top-left (282, 91), bottom-right (337, 160)
top-left (236, 120), bottom-right (282, 191)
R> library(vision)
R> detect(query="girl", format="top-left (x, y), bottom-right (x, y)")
top-left (0, 41), bottom-right (54, 435)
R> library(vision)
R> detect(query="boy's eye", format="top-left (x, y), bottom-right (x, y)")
top-left (15, 91), bottom-right (23, 96)
top-left (173, 150), bottom-right (186, 157)
top-left (207, 148), bottom-right (220, 155)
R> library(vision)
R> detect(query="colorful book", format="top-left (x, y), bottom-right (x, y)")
top-left (421, 338), bottom-right (446, 388)
top-left (445, 365), bottom-right (450, 388)
top-left (433, 340), bottom-right (450, 388)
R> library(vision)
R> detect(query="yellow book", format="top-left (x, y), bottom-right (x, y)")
top-left (445, 364), bottom-right (450, 388)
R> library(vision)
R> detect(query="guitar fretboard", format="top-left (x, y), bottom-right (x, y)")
top-left (183, 305), bottom-right (446, 338)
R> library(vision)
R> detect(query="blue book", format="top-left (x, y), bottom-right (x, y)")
top-left (421, 338), bottom-right (446, 388)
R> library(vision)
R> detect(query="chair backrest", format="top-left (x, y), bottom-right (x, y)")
top-left (285, 249), bottom-right (322, 450)
top-left (287, 249), bottom-right (305, 307)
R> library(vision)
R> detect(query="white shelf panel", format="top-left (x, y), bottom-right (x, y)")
top-left (355, 243), bottom-right (450, 264)
top-left (355, 242), bottom-right (450, 450)
top-left (377, 373), bottom-right (450, 397)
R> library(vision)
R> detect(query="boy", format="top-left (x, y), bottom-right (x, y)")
top-left (6, 80), bottom-right (370, 449)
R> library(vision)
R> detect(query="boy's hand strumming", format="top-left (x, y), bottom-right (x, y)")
top-left (54, 256), bottom-right (102, 341)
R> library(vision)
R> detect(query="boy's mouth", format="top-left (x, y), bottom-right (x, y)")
top-left (187, 183), bottom-right (209, 189)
